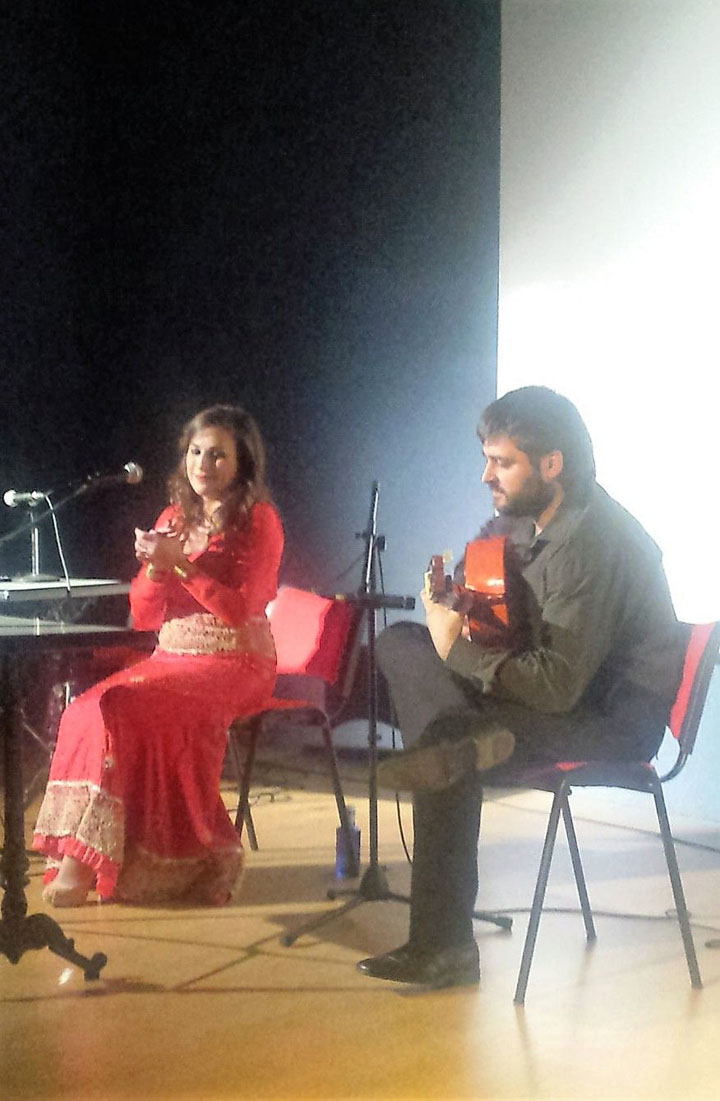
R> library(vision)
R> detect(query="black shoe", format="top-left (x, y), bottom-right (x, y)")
top-left (357, 941), bottom-right (480, 988)
top-left (377, 727), bottom-right (515, 793)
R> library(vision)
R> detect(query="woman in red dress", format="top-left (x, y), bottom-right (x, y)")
top-left (33, 404), bottom-right (284, 907)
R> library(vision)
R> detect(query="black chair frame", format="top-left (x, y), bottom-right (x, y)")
top-left (493, 621), bottom-right (720, 1005)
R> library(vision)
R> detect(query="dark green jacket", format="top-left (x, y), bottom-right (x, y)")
top-left (446, 484), bottom-right (686, 716)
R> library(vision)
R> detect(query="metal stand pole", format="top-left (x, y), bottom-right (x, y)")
top-left (283, 484), bottom-right (409, 944)
top-left (282, 483), bottom-right (512, 946)
top-left (17, 500), bottom-right (59, 583)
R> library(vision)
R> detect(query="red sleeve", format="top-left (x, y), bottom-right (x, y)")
top-left (179, 502), bottom-right (284, 625)
top-left (129, 502), bottom-right (284, 629)
top-left (128, 506), bottom-right (177, 631)
top-left (129, 568), bottom-right (169, 630)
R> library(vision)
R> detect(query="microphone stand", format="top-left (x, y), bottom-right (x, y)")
top-left (0, 484), bottom-right (87, 551)
top-left (23, 499), bottom-right (59, 583)
top-left (282, 480), bottom-right (512, 946)
top-left (283, 482), bottom-right (411, 946)
top-left (0, 477), bottom-right (122, 582)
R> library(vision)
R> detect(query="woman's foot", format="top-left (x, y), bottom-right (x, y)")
top-left (43, 855), bottom-right (95, 907)
top-left (42, 882), bottom-right (92, 907)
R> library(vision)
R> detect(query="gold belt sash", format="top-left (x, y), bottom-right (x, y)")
top-left (158, 613), bottom-right (275, 659)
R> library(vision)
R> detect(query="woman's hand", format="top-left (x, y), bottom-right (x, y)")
top-left (134, 527), bottom-right (187, 572)
top-left (420, 589), bottom-right (464, 661)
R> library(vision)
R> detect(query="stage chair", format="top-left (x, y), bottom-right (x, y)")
top-left (227, 586), bottom-right (363, 875)
top-left (487, 621), bottom-right (720, 1005)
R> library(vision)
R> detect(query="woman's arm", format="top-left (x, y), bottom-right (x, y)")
top-left (128, 506), bottom-right (177, 630)
top-left (177, 503), bottom-right (284, 625)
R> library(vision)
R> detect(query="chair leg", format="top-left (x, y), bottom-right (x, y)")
top-left (475, 797), bottom-right (513, 931)
top-left (229, 718), bottom-right (261, 850)
top-left (243, 804), bottom-right (259, 851)
top-left (514, 783), bottom-right (566, 1005)
top-left (321, 721), bottom-right (360, 878)
top-left (652, 781), bottom-right (702, 989)
top-left (561, 798), bottom-right (597, 942)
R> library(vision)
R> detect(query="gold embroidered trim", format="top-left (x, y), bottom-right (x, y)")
top-left (158, 613), bottom-right (275, 659)
top-left (34, 780), bottom-right (125, 862)
top-left (35, 784), bottom-right (245, 904)
top-left (115, 841), bottom-right (245, 904)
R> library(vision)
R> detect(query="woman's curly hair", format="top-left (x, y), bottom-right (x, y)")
top-left (167, 404), bottom-right (272, 532)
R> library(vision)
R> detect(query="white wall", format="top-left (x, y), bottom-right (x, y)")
top-left (499, 0), bottom-right (720, 827)
top-left (499, 0), bottom-right (720, 624)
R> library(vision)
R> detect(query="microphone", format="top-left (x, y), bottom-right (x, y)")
top-left (331, 592), bottom-right (416, 611)
top-left (3, 462), bottom-right (143, 508)
top-left (82, 461), bottom-right (144, 489)
top-left (3, 489), bottom-right (46, 508)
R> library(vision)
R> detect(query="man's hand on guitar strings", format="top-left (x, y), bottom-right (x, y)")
top-left (421, 589), bottom-right (464, 661)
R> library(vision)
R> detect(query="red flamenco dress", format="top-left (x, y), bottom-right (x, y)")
top-left (32, 501), bottom-right (284, 905)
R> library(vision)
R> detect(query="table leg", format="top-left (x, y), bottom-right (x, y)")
top-left (0, 655), bottom-right (107, 979)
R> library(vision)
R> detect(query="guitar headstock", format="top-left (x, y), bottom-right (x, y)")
top-left (425, 549), bottom-right (453, 599)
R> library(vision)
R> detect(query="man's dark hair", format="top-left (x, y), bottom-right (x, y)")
top-left (478, 386), bottom-right (596, 500)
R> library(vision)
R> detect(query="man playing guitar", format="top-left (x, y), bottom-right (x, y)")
top-left (357, 385), bottom-right (687, 989)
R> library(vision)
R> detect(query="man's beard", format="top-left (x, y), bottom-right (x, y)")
top-left (494, 472), bottom-right (555, 519)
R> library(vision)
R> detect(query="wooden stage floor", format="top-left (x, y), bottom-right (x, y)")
top-left (3, 765), bottom-right (720, 1100)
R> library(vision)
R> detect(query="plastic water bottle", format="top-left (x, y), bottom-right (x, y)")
top-left (335, 805), bottom-right (361, 878)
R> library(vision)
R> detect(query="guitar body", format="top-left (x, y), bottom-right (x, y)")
top-left (427, 536), bottom-right (529, 650)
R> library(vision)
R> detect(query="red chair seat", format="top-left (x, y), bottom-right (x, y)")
top-left (227, 587), bottom-right (363, 875)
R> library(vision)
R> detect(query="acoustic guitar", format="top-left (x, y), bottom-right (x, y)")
top-left (426, 535), bottom-right (530, 650)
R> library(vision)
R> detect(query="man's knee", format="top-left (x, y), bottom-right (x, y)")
top-left (376, 620), bottom-right (433, 675)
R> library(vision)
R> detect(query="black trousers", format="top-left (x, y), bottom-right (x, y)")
top-left (376, 621), bottom-right (668, 952)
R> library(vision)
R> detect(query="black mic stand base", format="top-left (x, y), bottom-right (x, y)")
top-left (281, 862), bottom-right (409, 947)
top-left (281, 862), bottom-right (512, 946)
